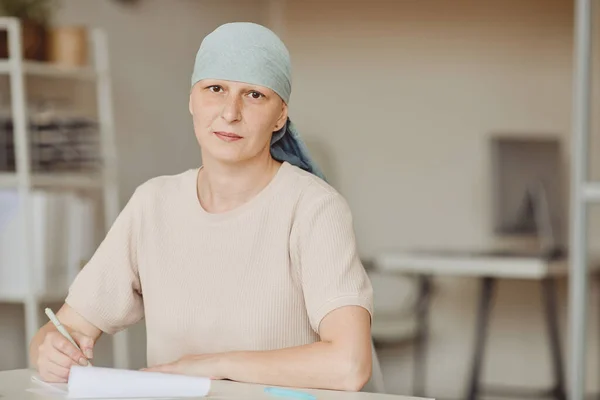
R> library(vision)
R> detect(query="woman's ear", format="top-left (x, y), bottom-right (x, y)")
top-left (189, 94), bottom-right (194, 116)
top-left (275, 102), bottom-right (288, 131)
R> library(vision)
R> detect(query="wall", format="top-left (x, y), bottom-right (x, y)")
top-left (2, 0), bottom-right (600, 398)
top-left (285, 0), bottom-right (584, 254)
top-left (281, 0), bottom-right (600, 397)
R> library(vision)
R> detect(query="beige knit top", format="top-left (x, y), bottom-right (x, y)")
top-left (65, 162), bottom-right (373, 366)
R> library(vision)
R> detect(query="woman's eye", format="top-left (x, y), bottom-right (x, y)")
top-left (208, 85), bottom-right (223, 93)
top-left (248, 91), bottom-right (264, 99)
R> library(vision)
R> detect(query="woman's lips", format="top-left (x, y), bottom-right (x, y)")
top-left (214, 131), bottom-right (242, 142)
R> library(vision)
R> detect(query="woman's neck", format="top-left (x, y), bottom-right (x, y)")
top-left (197, 156), bottom-right (281, 214)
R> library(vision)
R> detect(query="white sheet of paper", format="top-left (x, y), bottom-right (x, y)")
top-left (29, 375), bottom-right (68, 397)
top-left (29, 366), bottom-right (211, 399)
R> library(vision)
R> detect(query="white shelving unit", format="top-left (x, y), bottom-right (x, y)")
top-left (0, 59), bottom-right (97, 80)
top-left (568, 1), bottom-right (598, 400)
top-left (0, 17), bottom-right (127, 369)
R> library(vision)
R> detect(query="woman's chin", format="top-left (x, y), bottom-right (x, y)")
top-left (203, 148), bottom-right (246, 165)
top-left (200, 141), bottom-right (268, 166)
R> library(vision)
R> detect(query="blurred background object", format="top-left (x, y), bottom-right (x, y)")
top-left (0, 0), bottom-right (59, 60)
top-left (0, 0), bottom-right (122, 371)
top-left (48, 25), bottom-right (87, 67)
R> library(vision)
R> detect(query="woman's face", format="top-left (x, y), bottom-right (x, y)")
top-left (189, 79), bottom-right (288, 166)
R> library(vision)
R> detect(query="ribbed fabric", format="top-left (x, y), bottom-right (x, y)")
top-left (65, 162), bottom-right (373, 366)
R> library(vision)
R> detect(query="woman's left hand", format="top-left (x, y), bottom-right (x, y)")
top-left (142, 354), bottom-right (226, 380)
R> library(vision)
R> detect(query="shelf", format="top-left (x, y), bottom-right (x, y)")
top-left (0, 172), bottom-right (103, 189)
top-left (583, 183), bottom-right (600, 203)
top-left (0, 60), bottom-right (97, 81)
top-left (32, 173), bottom-right (103, 189)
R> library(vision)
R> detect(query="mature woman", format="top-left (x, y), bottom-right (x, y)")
top-left (30, 22), bottom-right (374, 392)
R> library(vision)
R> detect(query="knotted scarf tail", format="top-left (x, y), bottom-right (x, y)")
top-left (270, 118), bottom-right (326, 182)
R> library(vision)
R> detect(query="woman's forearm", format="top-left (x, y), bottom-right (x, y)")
top-left (221, 341), bottom-right (371, 391)
top-left (144, 307), bottom-right (374, 391)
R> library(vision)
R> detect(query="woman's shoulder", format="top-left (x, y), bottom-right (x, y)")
top-left (281, 163), bottom-right (351, 215)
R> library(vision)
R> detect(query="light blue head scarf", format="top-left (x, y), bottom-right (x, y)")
top-left (191, 22), bottom-right (326, 181)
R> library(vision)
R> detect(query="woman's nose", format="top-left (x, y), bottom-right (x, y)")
top-left (220, 94), bottom-right (242, 123)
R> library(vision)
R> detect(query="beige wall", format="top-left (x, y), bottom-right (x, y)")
top-left (280, 0), bottom-right (600, 397)
top-left (2, 0), bottom-right (600, 398)
top-left (285, 0), bottom-right (584, 255)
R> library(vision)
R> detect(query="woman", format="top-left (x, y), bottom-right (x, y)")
top-left (30, 22), bottom-right (374, 392)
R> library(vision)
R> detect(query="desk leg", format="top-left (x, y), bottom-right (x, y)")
top-left (413, 275), bottom-right (432, 398)
top-left (541, 277), bottom-right (566, 400)
top-left (466, 277), bottom-right (496, 400)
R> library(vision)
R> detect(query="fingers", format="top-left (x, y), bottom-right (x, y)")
top-left (38, 351), bottom-right (73, 383)
top-left (43, 360), bottom-right (71, 383)
top-left (48, 351), bottom-right (87, 368)
top-left (52, 335), bottom-right (88, 365)
top-left (72, 332), bottom-right (94, 359)
top-left (37, 331), bottom-right (90, 382)
top-left (42, 370), bottom-right (68, 383)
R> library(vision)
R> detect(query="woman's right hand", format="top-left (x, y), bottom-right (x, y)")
top-left (36, 330), bottom-right (94, 383)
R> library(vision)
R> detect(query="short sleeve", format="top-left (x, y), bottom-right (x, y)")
top-left (291, 192), bottom-right (373, 334)
top-left (65, 188), bottom-right (144, 334)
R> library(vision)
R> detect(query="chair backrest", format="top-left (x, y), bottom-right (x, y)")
top-left (362, 340), bottom-right (386, 393)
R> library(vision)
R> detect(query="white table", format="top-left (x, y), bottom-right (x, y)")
top-left (373, 249), bottom-right (599, 400)
top-left (0, 369), bottom-right (429, 400)
top-left (375, 250), bottom-right (573, 279)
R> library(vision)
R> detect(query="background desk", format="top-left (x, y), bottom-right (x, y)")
top-left (373, 250), bottom-right (597, 400)
top-left (0, 369), bottom-right (429, 400)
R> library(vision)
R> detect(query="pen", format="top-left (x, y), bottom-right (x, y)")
top-left (264, 387), bottom-right (317, 400)
top-left (44, 308), bottom-right (91, 366)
